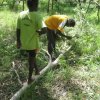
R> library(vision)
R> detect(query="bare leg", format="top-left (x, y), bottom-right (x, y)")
top-left (34, 58), bottom-right (39, 75)
top-left (28, 56), bottom-right (34, 84)
top-left (47, 28), bottom-right (56, 60)
top-left (28, 50), bottom-right (39, 84)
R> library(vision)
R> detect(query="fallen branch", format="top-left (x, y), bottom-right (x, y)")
top-left (12, 61), bottom-right (23, 86)
top-left (10, 46), bottom-right (71, 100)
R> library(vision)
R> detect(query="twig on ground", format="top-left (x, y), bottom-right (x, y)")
top-left (12, 61), bottom-right (23, 86)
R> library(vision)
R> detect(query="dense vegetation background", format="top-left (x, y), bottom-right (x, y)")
top-left (0, 0), bottom-right (100, 100)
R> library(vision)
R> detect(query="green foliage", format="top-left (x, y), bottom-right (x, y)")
top-left (0, 2), bottom-right (100, 100)
top-left (0, 10), bottom-right (17, 68)
top-left (59, 57), bottom-right (73, 80)
top-left (0, 10), bottom-right (21, 100)
top-left (7, 0), bottom-right (16, 9)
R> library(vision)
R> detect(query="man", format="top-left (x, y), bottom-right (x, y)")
top-left (16, 0), bottom-right (42, 84)
top-left (37, 15), bottom-right (75, 59)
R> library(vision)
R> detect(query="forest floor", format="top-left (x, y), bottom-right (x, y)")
top-left (0, 9), bottom-right (100, 100)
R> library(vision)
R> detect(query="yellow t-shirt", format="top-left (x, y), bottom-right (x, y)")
top-left (17, 10), bottom-right (42, 50)
top-left (44, 15), bottom-right (68, 32)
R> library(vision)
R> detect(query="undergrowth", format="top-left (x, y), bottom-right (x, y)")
top-left (0, 4), bottom-right (100, 100)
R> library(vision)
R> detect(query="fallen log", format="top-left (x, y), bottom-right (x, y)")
top-left (10, 46), bottom-right (71, 100)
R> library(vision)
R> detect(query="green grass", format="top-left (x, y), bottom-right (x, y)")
top-left (0, 4), bottom-right (100, 100)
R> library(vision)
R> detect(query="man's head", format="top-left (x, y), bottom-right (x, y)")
top-left (66, 18), bottom-right (75, 27)
top-left (27, 0), bottom-right (39, 11)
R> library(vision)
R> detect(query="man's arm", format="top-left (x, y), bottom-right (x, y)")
top-left (56, 30), bottom-right (72, 40)
top-left (36, 27), bottom-right (47, 35)
top-left (16, 29), bottom-right (21, 49)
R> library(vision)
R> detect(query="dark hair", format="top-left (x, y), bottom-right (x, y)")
top-left (27, 0), bottom-right (39, 11)
top-left (67, 18), bottom-right (75, 27)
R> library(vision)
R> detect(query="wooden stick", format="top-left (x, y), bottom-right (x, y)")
top-left (12, 61), bottom-right (23, 86)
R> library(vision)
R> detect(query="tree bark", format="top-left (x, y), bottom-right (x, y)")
top-left (47, 0), bottom-right (50, 12)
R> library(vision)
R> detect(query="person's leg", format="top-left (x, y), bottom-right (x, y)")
top-left (52, 31), bottom-right (56, 52)
top-left (33, 57), bottom-right (39, 75)
top-left (27, 50), bottom-right (39, 84)
top-left (47, 28), bottom-right (56, 59)
top-left (48, 42), bottom-right (53, 56)
top-left (47, 28), bottom-right (54, 55)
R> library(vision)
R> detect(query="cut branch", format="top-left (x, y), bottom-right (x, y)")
top-left (10, 46), bottom-right (71, 100)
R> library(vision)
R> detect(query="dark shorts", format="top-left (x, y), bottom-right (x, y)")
top-left (20, 50), bottom-right (36, 57)
top-left (26, 50), bottom-right (36, 57)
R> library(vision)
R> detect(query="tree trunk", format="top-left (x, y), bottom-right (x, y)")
top-left (47, 0), bottom-right (54, 13)
top-left (47, 0), bottom-right (50, 12)
top-left (22, 0), bottom-right (24, 11)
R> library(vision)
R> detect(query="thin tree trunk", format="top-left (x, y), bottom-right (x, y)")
top-left (86, 0), bottom-right (92, 13)
top-left (23, 0), bottom-right (24, 11)
top-left (51, 0), bottom-right (54, 11)
top-left (97, 6), bottom-right (100, 22)
top-left (78, 0), bottom-right (82, 9)
top-left (47, 0), bottom-right (50, 12)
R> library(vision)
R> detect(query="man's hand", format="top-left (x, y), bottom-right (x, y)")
top-left (65, 36), bottom-right (72, 40)
top-left (56, 30), bottom-right (72, 40)
top-left (36, 27), bottom-right (47, 35)
top-left (36, 29), bottom-right (43, 35)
